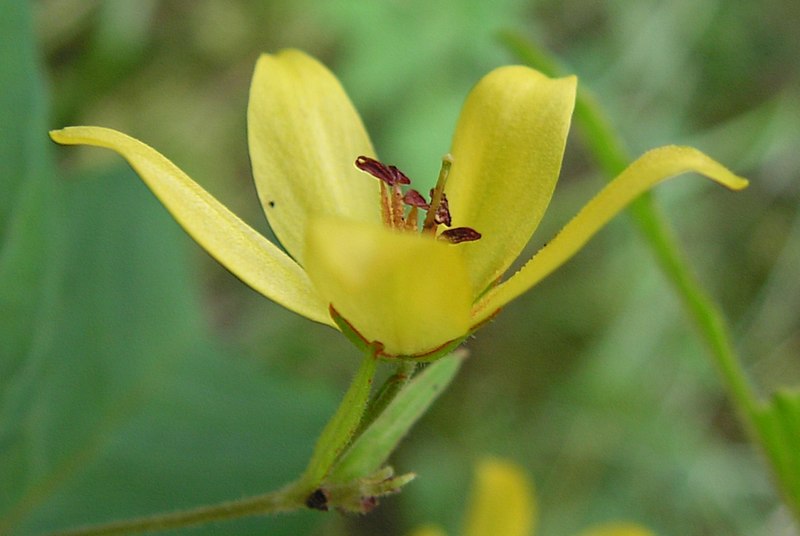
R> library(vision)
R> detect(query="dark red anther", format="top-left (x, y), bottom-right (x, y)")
top-left (432, 190), bottom-right (452, 227)
top-left (403, 189), bottom-right (430, 209)
top-left (355, 156), bottom-right (411, 186)
top-left (439, 227), bottom-right (481, 244)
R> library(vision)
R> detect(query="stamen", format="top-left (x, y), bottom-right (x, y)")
top-left (390, 184), bottom-right (404, 228)
top-left (404, 206), bottom-right (419, 231)
top-left (439, 227), bottom-right (481, 244)
top-left (355, 154), bottom-right (481, 244)
top-left (403, 189), bottom-right (430, 209)
top-left (379, 181), bottom-right (392, 226)
top-left (356, 155), bottom-right (410, 186)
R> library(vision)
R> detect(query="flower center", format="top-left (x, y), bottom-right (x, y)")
top-left (355, 155), bottom-right (481, 244)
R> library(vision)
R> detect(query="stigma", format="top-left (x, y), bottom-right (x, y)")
top-left (355, 155), bottom-right (481, 244)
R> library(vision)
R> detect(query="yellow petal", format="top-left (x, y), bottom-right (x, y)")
top-left (304, 219), bottom-right (473, 357)
top-left (473, 146), bottom-right (748, 322)
top-left (49, 126), bottom-right (333, 327)
top-left (577, 523), bottom-right (656, 536)
top-left (463, 458), bottom-right (537, 536)
top-left (248, 49), bottom-right (380, 265)
top-left (446, 66), bottom-right (577, 295)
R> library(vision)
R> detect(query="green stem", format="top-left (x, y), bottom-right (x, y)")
top-left (299, 346), bottom-right (379, 487)
top-left (626, 198), bottom-right (757, 418)
top-left (499, 28), bottom-right (758, 420)
top-left (50, 483), bottom-right (307, 536)
top-left (499, 26), bottom-right (762, 464)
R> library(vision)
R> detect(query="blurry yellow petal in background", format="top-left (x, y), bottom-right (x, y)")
top-left (578, 523), bottom-right (657, 536)
top-left (409, 457), bottom-right (655, 536)
top-left (463, 458), bottom-right (536, 536)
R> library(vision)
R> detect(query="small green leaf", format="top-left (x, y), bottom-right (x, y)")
top-left (328, 352), bottom-right (464, 483)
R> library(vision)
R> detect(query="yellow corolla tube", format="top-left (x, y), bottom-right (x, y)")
top-left (305, 218), bottom-right (473, 357)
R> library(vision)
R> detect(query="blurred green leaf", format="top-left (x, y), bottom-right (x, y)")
top-left (1, 6), bottom-right (336, 533)
top-left (2, 164), bottom-right (336, 535)
top-left (0, 0), bottom-right (61, 391)
top-left (0, 0), bottom-right (48, 232)
top-left (0, 0), bottom-right (64, 516)
top-left (754, 389), bottom-right (800, 518)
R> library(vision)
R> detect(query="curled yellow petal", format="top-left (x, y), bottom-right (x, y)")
top-left (473, 145), bottom-right (748, 323)
top-left (50, 126), bottom-right (334, 327)
top-left (463, 458), bottom-right (537, 536)
top-left (446, 66), bottom-right (577, 294)
top-left (304, 218), bottom-right (473, 357)
top-left (248, 49), bottom-right (380, 265)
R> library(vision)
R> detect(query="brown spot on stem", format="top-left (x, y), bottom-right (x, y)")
top-left (305, 488), bottom-right (330, 511)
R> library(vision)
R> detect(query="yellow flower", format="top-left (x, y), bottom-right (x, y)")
top-left (409, 458), bottom-right (656, 536)
top-left (50, 49), bottom-right (747, 359)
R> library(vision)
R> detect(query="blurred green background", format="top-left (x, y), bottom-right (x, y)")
top-left (3, 0), bottom-right (800, 534)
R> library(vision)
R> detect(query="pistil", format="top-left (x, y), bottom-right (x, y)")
top-left (422, 154), bottom-right (453, 234)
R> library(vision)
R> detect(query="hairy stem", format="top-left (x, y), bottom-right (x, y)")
top-left (51, 483), bottom-right (307, 536)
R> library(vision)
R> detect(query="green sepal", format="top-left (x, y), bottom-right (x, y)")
top-left (327, 352), bottom-right (464, 483)
top-left (299, 347), bottom-right (379, 488)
